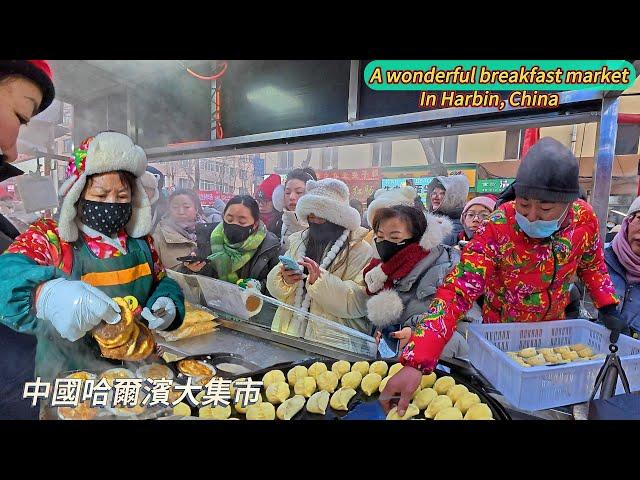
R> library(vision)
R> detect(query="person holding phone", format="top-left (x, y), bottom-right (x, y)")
top-left (267, 178), bottom-right (373, 337)
top-left (152, 189), bottom-right (207, 271)
top-left (186, 195), bottom-right (280, 292)
top-left (364, 205), bottom-right (464, 358)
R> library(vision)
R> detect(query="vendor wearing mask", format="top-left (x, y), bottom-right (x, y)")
top-left (0, 132), bottom-right (185, 413)
top-left (185, 195), bottom-right (280, 291)
top-left (381, 138), bottom-right (624, 416)
top-left (267, 178), bottom-right (373, 336)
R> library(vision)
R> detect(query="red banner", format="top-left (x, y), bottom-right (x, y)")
top-left (316, 168), bottom-right (382, 202)
top-left (197, 190), bottom-right (234, 205)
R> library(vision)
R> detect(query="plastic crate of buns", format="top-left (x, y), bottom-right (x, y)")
top-left (507, 343), bottom-right (605, 367)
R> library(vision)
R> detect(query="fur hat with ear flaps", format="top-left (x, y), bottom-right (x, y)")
top-left (58, 132), bottom-right (151, 242)
top-left (365, 212), bottom-right (453, 328)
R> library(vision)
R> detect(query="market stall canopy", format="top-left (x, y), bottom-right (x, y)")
top-left (477, 155), bottom-right (640, 196)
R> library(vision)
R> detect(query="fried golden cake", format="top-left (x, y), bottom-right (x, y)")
top-left (177, 359), bottom-right (215, 377)
top-left (58, 402), bottom-right (98, 421)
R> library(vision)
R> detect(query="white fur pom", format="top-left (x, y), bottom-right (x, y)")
top-left (420, 213), bottom-right (454, 251)
top-left (366, 289), bottom-right (405, 328)
top-left (364, 264), bottom-right (388, 294)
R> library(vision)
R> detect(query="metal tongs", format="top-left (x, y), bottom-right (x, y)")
top-left (590, 343), bottom-right (631, 401)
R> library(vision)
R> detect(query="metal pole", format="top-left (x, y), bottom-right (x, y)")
top-left (126, 87), bottom-right (137, 142)
top-left (592, 96), bottom-right (620, 241)
top-left (347, 60), bottom-right (360, 123)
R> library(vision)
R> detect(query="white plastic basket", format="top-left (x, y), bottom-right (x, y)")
top-left (467, 319), bottom-right (640, 411)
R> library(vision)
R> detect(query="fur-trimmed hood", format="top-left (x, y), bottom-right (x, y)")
top-left (427, 175), bottom-right (470, 217)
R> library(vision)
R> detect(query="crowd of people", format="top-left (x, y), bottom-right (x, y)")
top-left (0, 60), bottom-right (636, 420)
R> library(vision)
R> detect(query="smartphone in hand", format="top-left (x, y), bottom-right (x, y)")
top-left (279, 255), bottom-right (302, 272)
top-left (378, 324), bottom-right (402, 359)
top-left (177, 255), bottom-right (210, 264)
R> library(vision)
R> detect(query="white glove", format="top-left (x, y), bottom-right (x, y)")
top-left (36, 278), bottom-right (121, 342)
top-left (141, 297), bottom-right (176, 331)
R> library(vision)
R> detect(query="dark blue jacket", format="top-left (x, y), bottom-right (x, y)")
top-left (604, 245), bottom-right (640, 332)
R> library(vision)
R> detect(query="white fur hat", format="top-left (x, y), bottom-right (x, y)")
top-left (58, 132), bottom-right (151, 242)
top-left (295, 178), bottom-right (361, 232)
top-left (366, 186), bottom-right (417, 227)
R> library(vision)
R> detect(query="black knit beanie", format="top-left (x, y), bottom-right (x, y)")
top-left (514, 137), bottom-right (580, 203)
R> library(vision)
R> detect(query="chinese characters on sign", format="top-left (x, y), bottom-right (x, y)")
top-left (24, 377), bottom-right (264, 410)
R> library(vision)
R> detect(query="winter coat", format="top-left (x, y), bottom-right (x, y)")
top-left (196, 231), bottom-right (281, 292)
top-left (152, 218), bottom-right (198, 271)
top-left (279, 210), bottom-right (307, 254)
top-left (401, 199), bottom-right (620, 373)
top-left (267, 226), bottom-right (373, 336)
top-left (604, 245), bottom-right (640, 332)
top-left (427, 175), bottom-right (469, 246)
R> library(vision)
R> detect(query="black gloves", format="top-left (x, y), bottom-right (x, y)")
top-left (598, 304), bottom-right (627, 344)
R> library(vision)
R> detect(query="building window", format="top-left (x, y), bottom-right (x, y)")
top-left (199, 180), bottom-right (215, 190)
top-left (63, 138), bottom-right (74, 154)
top-left (180, 160), bottom-right (191, 169)
top-left (178, 178), bottom-right (192, 189)
top-left (229, 167), bottom-right (236, 178)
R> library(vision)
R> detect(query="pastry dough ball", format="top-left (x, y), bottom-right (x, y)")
top-left (554, 346), bottom-right (571, 354)
top-left (234, 393), bottom-right (263, 414)
top-left (245, 402), bottom-right (276, 420)
top-left (287, 365), bottom-right (308, 386)
top-left (294, 377), bottom-right (317, 398)
top-left (434, 407), bottom-right (463, 420)
top-left (420, 372), bottom-right (437, 389)
top-left (316, 371), bottom-right (339, 393)
top-left (379, 376), bottom-right (391, 394)
top-left (413, 388), bottom-right (438, 410)
top-left (262, 370), bottom-right (286, 389)
top-left (578, 347), bottom-right (593, 358)
top-left (538, 348), bottom-right (555, 356)
top-left (543, 353), bottom-right (562, 364)
top-left (306, 391), bottom-right (330, 415)
top-left (506, 352), bottom-right (519, 359)
top-left (199, 404), bottom-right (231, 420)
top-left (351, 361), bottom-right (370, 378)
top-left (341, 370), bottom-right (363, 390)
top-left (561, 350), bottom-right (579, 361)
top-left (411, 386), bottom-right (423, 400)
top-left (386, 404), bottom-right (419, 420)
top-left (464, 403), bottom-right (494, 420)
top-left (329, 388), bottom-right (357, 411)
top-left (172, 402), bottom-right (191, 417)
top-left (570, 343), bottom-right (588, 352)
top-left (446, 384), bottom-right (469, 403)
top-left (276, 395), bottom-right (306, 420)
top-left (370, 361), bottom-right (389, 378)
top-left (515, 358), bottom-right (531, 368)
top-left (424, 395), bottom-right (453, 419)
top-left (519, 347), bottom-right (538, 358)
top-left (265, 382), bottom-right (290, 405)
top-left (388, 363), bottom-right (404, 377)
top-left (331, 360), bottom-right (351, 379)
top-left (361, 373), bottom-right (382, 396)
top-left (308, 362), bottom-right (328, 379)
top-left (525, 354), bottom-right (546, 366)
top-left (454, 392), bottom-right (481, 415)
top-left (433, 376), bottom-right (456, 395)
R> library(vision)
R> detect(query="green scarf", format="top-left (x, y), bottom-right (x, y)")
top-left (209, 222), bottom-right (267, 284)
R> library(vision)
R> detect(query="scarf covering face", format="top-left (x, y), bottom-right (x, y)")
top-left (363, 242), bottom-right (429, 295)
top-left (612, 216), bottom-right (640, 284)
top-left (164, 214), bottom-right (205, 243)
top-left (209, 221), bottom-right (267, 284)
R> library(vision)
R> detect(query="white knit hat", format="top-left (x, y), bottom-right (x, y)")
top-left (295, 178), bottom-right (361, 232)
top-left (141, 171), bottom-right (159, 205)
top-left (272, 183), bottom-right (285, 213)
top-left (366, 186), bottom-right (417, 227)
top-left (58, 132), bottom-right (151, 242)
top-left (628, 196), bottom-right (640, 216)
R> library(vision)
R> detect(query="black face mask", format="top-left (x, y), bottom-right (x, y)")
top-left (308, 221), bottom-right (345, 243)
top-left (78, 199), bottom-right (132, 237)
top-left (375, 238), bottom-right (416, 263)
top-left (223, 222), bottom-right (254, 244)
